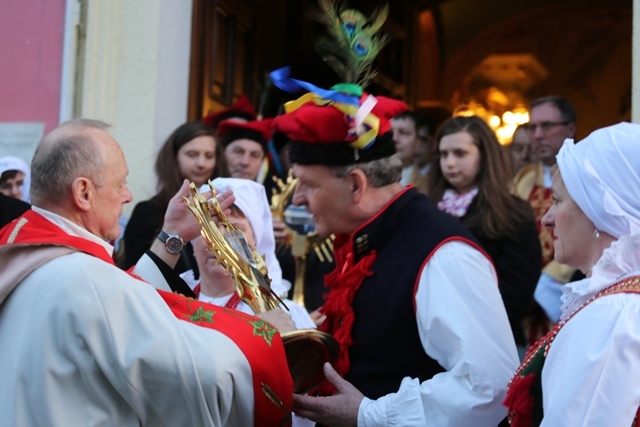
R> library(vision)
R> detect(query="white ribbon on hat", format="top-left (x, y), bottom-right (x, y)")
top-left (200, 178), bottom-right (290, 297)
top-left (556, 122), bottom-right (640, 239)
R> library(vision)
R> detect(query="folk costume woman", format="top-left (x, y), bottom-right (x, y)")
top-left (122, 120), bottom-right (224, 272)
top-left (504, 122), bottom-right (640, 426)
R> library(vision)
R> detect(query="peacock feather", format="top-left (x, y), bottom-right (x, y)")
top-left (313, 0), bottom-right (389, 88)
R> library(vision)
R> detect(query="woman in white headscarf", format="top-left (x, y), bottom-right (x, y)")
top-left (0, 156), bottom-right (31, 202)
top-left (182, 177), bottom-right (316, 330)
top-left (504, 122), bottom-right (640, 426)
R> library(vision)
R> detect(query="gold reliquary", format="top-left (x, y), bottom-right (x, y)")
top-left (186, 181), bottom-right (338, 394)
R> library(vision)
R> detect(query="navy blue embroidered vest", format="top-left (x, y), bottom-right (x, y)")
top-left (344, 187), bottom-right (480, 398)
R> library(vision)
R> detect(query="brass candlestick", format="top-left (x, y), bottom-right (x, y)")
top-left (271, 172), bottom-right (334, 308)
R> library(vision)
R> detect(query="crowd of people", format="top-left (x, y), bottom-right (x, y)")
top-left (1, 21), bottom-right (639, 427)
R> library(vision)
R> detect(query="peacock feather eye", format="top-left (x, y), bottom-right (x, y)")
top-left (342, 21), bottom-right (356, 37)
top-left (351, 36), bottom-right (370, 57)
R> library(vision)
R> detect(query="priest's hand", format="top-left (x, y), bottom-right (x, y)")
top-left (292, 363), bottom-right (364, 427)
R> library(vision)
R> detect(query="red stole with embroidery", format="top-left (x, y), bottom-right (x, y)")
top-left (1, 210), bottom-right (293, 427)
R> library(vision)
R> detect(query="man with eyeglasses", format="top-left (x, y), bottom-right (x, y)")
top-left (513, 95), bottom-right (577, 344)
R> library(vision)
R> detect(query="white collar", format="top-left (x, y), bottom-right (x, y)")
top-left (560, 233), bottom-right (640, 320)
top-left (32, 206), bottom-right (114, 256)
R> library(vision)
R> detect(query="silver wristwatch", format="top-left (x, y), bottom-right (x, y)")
top-left (157, 230), bottom-right (185, 254)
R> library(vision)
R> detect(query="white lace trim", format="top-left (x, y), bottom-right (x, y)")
top-left (560, 233), bottom-right (640, 320)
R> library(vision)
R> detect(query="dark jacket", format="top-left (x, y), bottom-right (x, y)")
top-left (0, 194), bottom-right (30, 229)
top-left (461, 196), bottom-right (542, 346)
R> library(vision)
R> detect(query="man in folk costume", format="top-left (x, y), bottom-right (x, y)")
top-left (0, 118), bottom-right (293, 426)
top-left (513, 96), bottom-right (578, 339)
top-left (217, 118), bottom-right (275, 184)
top-left (203, 96), bottom-right (278, 192)
top-left (268, 5), bottom-right (518, 426)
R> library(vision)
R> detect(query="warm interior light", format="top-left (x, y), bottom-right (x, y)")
top-left (453, 90), bottom-right (529, 145)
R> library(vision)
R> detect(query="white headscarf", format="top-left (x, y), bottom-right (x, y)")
top-left (0, 156), bottom-right (31, 203)
top-left (557, 122), bottom-right (640, 239)
top-left (207, 177), bottom-right (290, 297)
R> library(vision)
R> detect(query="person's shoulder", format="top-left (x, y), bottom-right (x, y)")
top-left (513, 162), bottom-right (540, 183)
top-left (0, 194), bottom-right (31, 228)
top-left (29, 250), bottom-right (134, 299)
top-left (129, 198), bottom-right (166, 220)
top-left (511, 162), bottom-right (543, 199)
top-left (431, 238), bottom-right (488, 259)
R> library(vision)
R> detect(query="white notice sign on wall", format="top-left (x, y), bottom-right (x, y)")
top-left (0, 122), bottom-right (45, 164)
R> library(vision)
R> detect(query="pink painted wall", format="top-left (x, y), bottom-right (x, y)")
top-left (0, 0), bottom-right (66, 133)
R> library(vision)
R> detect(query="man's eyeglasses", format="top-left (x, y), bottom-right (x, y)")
top-left (524, 121), bottom-right (570, 133)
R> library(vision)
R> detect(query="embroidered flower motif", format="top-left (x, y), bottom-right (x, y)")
top-left (250, 319), bottom-right (278, 346)
top-left (188, 306), bottom-right (215, 323)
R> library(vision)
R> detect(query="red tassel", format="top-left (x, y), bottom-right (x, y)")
top-left (503, 373), bottom-right (535, 427)
top-left (318, 245), bottom-right (377, 395)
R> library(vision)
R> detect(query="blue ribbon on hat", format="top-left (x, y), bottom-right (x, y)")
top-left (270, 67), bottom-right (360, 107)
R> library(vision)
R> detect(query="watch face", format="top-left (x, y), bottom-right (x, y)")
top-left (165, 236), bottom-right (185, 254)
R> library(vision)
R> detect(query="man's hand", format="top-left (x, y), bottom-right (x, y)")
top-left (257, 308), bottom-right (296, 333)
top-left (292, 363), bottom-right (364, 427)
top-left (162, 180), bottom-right (202, 242)
top-left (309, 307), bottom-right (327, 327)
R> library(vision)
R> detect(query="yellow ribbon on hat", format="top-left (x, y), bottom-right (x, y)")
top-left (283, 92), bottom-right (380, 150)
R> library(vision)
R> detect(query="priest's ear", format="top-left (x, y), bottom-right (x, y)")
top-left (71, 177), bottom-right (96, 211)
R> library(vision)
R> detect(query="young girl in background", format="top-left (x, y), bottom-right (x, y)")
top-left (428, 115), bottom-right (541, 358)
top-left (122, 120), bottom-right (227, 273)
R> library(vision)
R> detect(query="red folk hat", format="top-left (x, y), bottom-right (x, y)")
top-left (217, 118), bottom-right (274, 149)
top-left (202, 94), bottom-right (258, 129)
top-left (271, 88), bottom-right (407, 165)
top-left (269, 67), bottom-right (407, 165)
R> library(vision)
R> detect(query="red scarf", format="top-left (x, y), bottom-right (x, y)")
top-left (0, 210), bottom-right (293, 427)
top-left (319, 233), bottom-right (377, 394)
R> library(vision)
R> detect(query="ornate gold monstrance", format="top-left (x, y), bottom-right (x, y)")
top-left (186, 181), bottom-right (338, 394)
